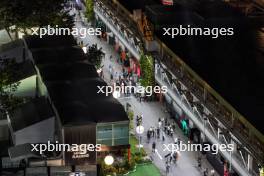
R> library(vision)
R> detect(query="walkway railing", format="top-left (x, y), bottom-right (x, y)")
top-left (155, 61), bottom-right (257, 176)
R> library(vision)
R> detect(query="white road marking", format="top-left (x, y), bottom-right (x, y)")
top-left (155, 149), bottom-right (163, 160)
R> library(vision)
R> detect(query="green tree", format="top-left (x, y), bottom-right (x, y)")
top-left (85, 0), bottom-right (94, 22)
top-left (139, 54), bottom-right (155, 87)
top-left (86, 44), bottom-right (105, 69)
top-left (0, 0), bottom-right (74, 39)
top-left (0, 59), bottom-right (22, 111)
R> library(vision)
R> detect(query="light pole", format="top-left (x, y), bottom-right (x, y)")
top-left (136, 125), bottom-right (144, 153)
top-left (82, 46), bottom-right (87, 54)
top-left (112, 89), bottom-right (121, 99)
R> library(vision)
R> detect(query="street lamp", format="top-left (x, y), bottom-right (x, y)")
top-left (113, 90), bottom-right (121, 99)
top-left (97, 68), bottom-right (102, 74)
top-left (104, 155), bottom-right (114, 166)
top-left (82, 46), bottom-right (87, 54)
top-left (136, 125), bottom-right (144, 152)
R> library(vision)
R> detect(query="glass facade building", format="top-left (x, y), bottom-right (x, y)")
top-left (97, 122), bottom-right (129, 146)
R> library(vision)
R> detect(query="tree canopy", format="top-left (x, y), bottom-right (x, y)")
top-left (139, 54), bottom-right (155, 87)
top-left (85, 0), bottom-right (94, 22)
top-left (0, 0), bottom-right (74, 32)
top-left (86, 44), bottom-right (105, 69)
top-left (0, 59), bottom-right (22, 110)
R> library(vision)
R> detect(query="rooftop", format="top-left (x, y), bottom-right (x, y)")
top-left (9, 97), bottom-right (54, 132)
top-left (37, 63), bottom-right (98, 82)
top-left (24, 35), bottom-right (129, 126)
top-left (31, 46), bottom-right (87, 65)
top-left (8, 60), bottom-right (36, 83)
top-left (46, 78), bottom-right (128, 125)
top-left (24, 35), bottom-right (77, 50)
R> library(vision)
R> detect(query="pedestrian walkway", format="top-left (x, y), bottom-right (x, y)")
top-left (73, 12), bottom-right (218, 176)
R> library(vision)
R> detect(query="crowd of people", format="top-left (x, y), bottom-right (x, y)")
top-left (147, 118), bottom-right (177, 142)
top-left (144, 117), bottom-right (180, 175)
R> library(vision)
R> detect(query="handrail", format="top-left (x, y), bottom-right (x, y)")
top-left (155, 41), bottom-right (264, 160)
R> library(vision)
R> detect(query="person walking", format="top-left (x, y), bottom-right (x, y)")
top-left (203, 168), bottom-right (209, 176)
top-left (167, 126), bottom-right (170, 135)
top-left (169, 154), bottom-right (173, 164)
top-left (170, 127), bottom-right (174, 137)
top-left (161, 117), bottom-right (165, 126)
top-left (172, 121), bottom-right (176, 130)
top-left (162, 131), bottom-right (165, 142)
top-left (175, 151), bottom-right (180, 165)
top-left (114, 71), bottom-right (118, 81)
top-left (173, 152), bottom-right (177, 164)
top-left (164, 125), bottom-right (167, 133)
top-left (150, 126), bottom-right (153, 137)
top-left (158, 121), bottom-right (162, 129)
top-left (109, 64), bottom-right (113, 80)
top-left (147, 130), bottom-right (151, 143)
top-left (174, 137), bottom-right (178, 147)
top-left (166, 161), bottom-right (170, 175)
top-left (152, 141), bottom-right (156, 153)
top-left (110, 73), bottom-right (113, 81)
